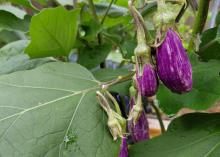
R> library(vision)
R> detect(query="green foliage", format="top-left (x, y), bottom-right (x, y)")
top-left (57, 0), bottom-right (73, 6)
top-left (216, 11), bottom-right (220, 26)
top-left (157, 54), bottom-right (220, 115)
top-left (0, 10), bottom-right (30, 32)
top-left (0, 1), bottom-right (219, 156)
top-left (0, 62), bottom-right (120, 157)
top-left (95, 3), bottom-right (128, 17)
top-left (129, 113), bottom-right (220, 157)
top-left (0, 40), bottom-right (54, 75)
top-left (25, 7), bottom-right (80, 58)
top-left (78, 43), bottom-right (112, 69)
top-left (0, 4), bottom-right (26, 19)
top-left (0, 30), bottom-right (22, 45)
top-left (93, 68), bottom-right (131, 95)
top-left (199, 25), bottom-right (220, 61)
top-left (2, 0), bottom-right (33, 8)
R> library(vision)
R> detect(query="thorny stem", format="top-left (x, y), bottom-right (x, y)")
top-left (150, 98), bottom-right (165, 133)
top-left (188, 0), bottom-right (211, 52)
top-left (101, 0), bottom-right (115, 24)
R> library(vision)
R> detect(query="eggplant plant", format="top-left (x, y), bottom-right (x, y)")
top-left (0, 0), bottom-right (220, 157)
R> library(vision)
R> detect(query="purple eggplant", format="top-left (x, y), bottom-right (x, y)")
top-left (127, 98), bottom-right (149, 143)
top-left (156, 28), bottom-right (192, 94)
top-left (136, 63), bottom-right (158, 97)
top-left (119, 137), bottom-right (128, 157)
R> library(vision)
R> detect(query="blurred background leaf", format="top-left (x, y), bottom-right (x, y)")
top-left (0, 40), bottom-right (54, 75)
top-left (78, 43), bottom-right (112, 69)
top-left (199, 25), bottom-right (220, 61)
top-left (25, 7), bottom-right (80, 58)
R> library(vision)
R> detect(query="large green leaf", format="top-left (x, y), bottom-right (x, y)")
top-left (0, 62), bottom-right (120, 156)
top-left (93, 68), bottom-right (131, 95)
top-left (78, 43), bottom-right (112, 69)
top-left (157, 54), bottom-right (220, 115)
top-left (0, 40), bottom-right (54, 75)
top-left (130, 113), bottom-right (220, 157)
top-left (199, 26), bottom-right (220, 61)
top-left (25, 7), bottom-right (80, 58)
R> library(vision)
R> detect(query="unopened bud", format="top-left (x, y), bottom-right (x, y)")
top-left (107, 112), bottom-right (123, 141)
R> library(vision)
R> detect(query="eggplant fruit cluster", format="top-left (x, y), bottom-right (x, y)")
top-left (136, 28), bottom-right (192, 96)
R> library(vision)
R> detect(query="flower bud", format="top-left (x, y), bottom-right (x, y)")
top-left (127, 98), bottom-right (149, 143)
top-left (119, 137), bottom-right (128, 157)
top-left (136, 63), bottom-right (158, 97)
top-left (156, 28), bottom-right (192, 93)
top-left (107, 112), bottom-right (123, 141)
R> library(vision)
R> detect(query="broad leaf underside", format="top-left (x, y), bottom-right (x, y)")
top-left (0, 62), bottom-right (120, 157)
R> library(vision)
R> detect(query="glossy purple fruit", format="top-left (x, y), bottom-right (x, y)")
top-left (119, 137), bottom-right (128, 157)
top-left (127, 98), bottom-right (149, 143)
top-left (156, 28), bottom-right (192, 94)
top-left (136, 63), bottom-right (158, 97)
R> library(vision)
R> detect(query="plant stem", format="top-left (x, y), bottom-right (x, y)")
top-left (88, 0), bottom-right (98, 21)
top-left (101, 0), bottom-right (115, 24)
top-left (150, 99), bottom-right (165, 133)
top-left (188, 0), bottom-right (211, 52)
top-left (101, 72), bottom-right (135, 89)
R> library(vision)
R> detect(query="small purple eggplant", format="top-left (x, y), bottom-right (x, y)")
top-left (156, 28), bottom-right (192, 94)
top-left (119, 137), bottom-right (128, 157)
top-left (136, 63), bottom-right (158, 97)
top-left (127, 98), bottom-right (149, 143)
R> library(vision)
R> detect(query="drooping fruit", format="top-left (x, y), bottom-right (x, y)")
top-left (119, 137), bottom-right (128, 157)
top-left (127, 98), bottom-right (149, 143)
top-left (156, 28), bottom-right (192, 94)
top-left (136, 63), bottom-right (158, 97)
